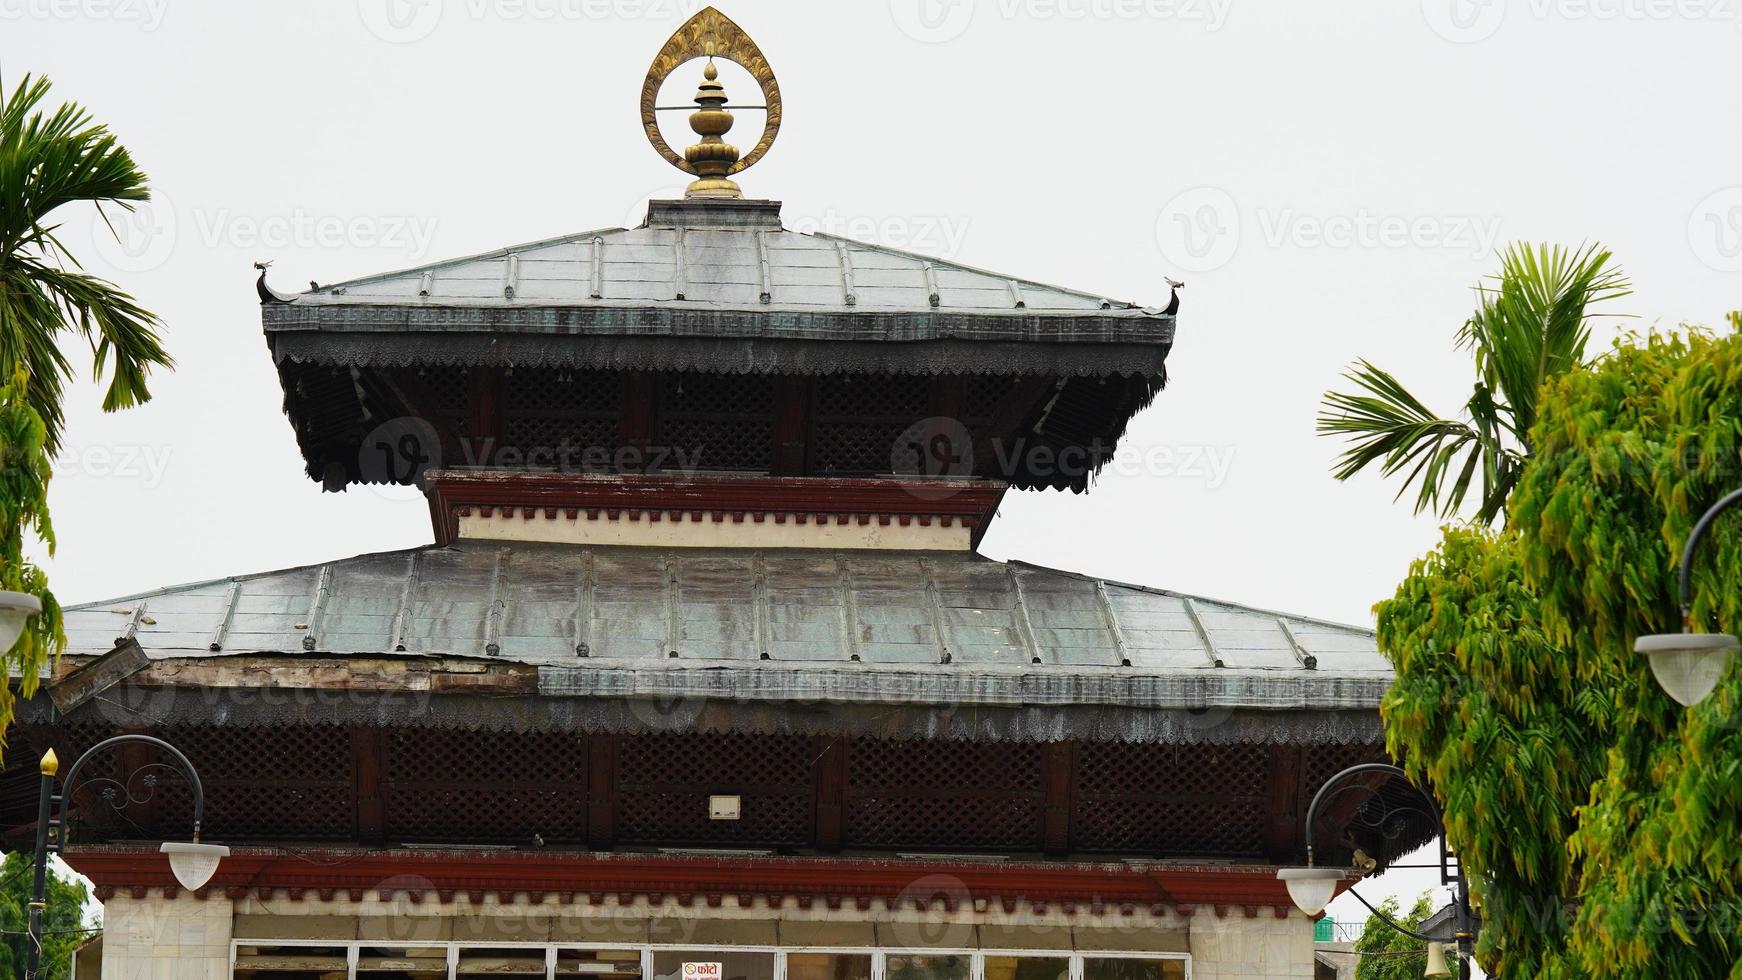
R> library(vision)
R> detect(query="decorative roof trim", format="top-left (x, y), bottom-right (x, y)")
top-left (262, 302), bottom-right (1174, 344)
top-left (268, 333), bottom-right (1170, 378)
top-left (19, 685), bottom-right (1384, 745)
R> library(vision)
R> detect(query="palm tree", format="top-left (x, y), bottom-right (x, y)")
top-left (0, 73), bottom-right (172, 454)
top-left (1318, 243), bottom-right (1629, 525)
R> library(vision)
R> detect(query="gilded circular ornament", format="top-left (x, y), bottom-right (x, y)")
top-left (640, 6), bottom-right (782, 178)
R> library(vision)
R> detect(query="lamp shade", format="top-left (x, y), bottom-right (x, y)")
top-left (1423, 942), bottom-right (1452, 978)
top-left (161, 842), bottom-right (229, 891)
top-left (0, 591), bottom-right (42, 654)
top-left (1635, 632), bottom-right (1739, 707)
top-left (1276, 867), bottom-right (1342, 916)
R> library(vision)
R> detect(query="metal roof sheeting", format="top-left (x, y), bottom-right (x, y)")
top-left (61, 544), bottom-right (1390, 712)
top-left (291, 219), bottom-right (1159, 318)
top-left (262, 200), bottom-right (1174, 377)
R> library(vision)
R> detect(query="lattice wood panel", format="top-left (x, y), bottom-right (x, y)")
top-left (500, 369), bottom-right (621, 460)
top-left (963, 375), bottom-right (1015, 425)
top-left (48, 724), bottom-right (131, 843)
top-left (407, 366), bottom-right (471, 437)
top-left (1303, 742), bottom-right (1389, 799)
top-left (616, 733), bottom-right (813, 846)
top-left (48, 725), bottom-right (355, 843)
top-left (1071, 743), bottom-right (1271, 856)
top-left (382, 729), bottom-right (587, 843)
top-left (657, 373), bottom-right (777, 472)
top-left (845, 740), bottom-right (1044, 849)
top-left (811, 375), bottom-right (933, 475)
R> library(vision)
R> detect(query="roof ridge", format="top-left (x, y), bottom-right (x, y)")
top-left (805, 230), bottom-right (1149, 311)
top-left (1000, 558), bottom-right (1377, 635)
top-left (309, 227), bottom-right (628, 294)
top-left (63, 543), bottom-right (448, 610)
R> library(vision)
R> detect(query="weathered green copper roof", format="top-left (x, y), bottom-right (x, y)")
top-left (63, 543), bottom-right (1386, 702)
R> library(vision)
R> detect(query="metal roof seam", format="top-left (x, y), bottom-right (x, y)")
top-left (1276, 617), bottom-right (1318, 671)
top-left (307, 226), bottom-right (627, 294)
top-left (207, 580), bottom-right (241, 653)
top-left (1182, 597), bottom-right (1224, 669)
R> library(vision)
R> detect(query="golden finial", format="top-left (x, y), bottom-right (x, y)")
top-left (40, 748), bottom-right (59, 777)
top-left (683, 57), bottom-right (743, 199)
top-left (640, 8), bottom-right (783, 201)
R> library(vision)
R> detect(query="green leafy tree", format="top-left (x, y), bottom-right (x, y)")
top-left (1352, 893), bottom-right (1433, 980)
top-left (1318, 244), bottom-right (1629, 525)
top-left (0, 73), bottom-right (169, 740)
top-left (0, 372), bottom-right (61, 726)
top-left (1378, 325), bottom-right (1742, 977)
top-left (0, 852), bottom-right (95, 978)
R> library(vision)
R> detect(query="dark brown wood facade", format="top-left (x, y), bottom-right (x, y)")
top-left (284, 366), bottom-right (1154, 493)
top-left (11, 723), bottom-right (1382, 866)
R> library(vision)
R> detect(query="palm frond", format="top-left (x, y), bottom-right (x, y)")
top-left (1321, 243), bottom-right (1627, 525)
top-left (1459, 243), bottom-right (1630, 446)
top-left (1318, 360), bottom-right (1497, 519)
top-left (0, 73), bottom-right (170, 451)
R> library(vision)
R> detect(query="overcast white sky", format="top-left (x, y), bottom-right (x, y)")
top-left (9, 0), bottom-right (1740, 961)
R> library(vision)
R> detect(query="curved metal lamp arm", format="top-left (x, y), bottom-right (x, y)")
top-left (1343, 884), bottom-right (1441, 943)
top-left (1301, 762), bottom-right (1443, 867)
top-left (1678, 488), bottom-right (1742, 624)
top-left (50, 734), bottom-right (207, 851)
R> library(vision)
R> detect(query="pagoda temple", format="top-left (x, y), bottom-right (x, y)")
top-left (6, 10), bottom-right (1405, 979)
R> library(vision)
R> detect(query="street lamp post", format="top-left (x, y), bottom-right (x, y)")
top-left (1277, 763), bottom-right (1476, 980)
top-left (25, 735), bottom-right (229, 980)
top-left (1634, 487), bottom-right (1742, 707)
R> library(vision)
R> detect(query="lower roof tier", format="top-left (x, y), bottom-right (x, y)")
top-left (61, 542), bottom-right (1390, 702)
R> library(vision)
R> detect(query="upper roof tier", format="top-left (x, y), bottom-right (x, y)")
top-left (262, 199), bottom-right (1175, 379)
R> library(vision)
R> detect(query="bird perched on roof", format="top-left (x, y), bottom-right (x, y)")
top-left (1163, 278), bottom-right (1184, 316)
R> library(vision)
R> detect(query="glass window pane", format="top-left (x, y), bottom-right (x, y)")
top-left (1083, 958), bottom-right (1187, 980)
top-left (651, 950), bottom-right (776, 980)
top-left (984, 957), bottom-right (1069, 980)
top-left (886, 953), bottom-right (972, 980)
top-left (558, 948), bottom-right (647, 979)
top-left (233, 943), bottom-right (349, 978)
top-left (787, 953), bottom-right (873, 980)
top-left (456, 947), bottom-right (548, 974)
top-left (357, 945), bottom-right (447, 979)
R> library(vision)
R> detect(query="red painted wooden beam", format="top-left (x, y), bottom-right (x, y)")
top-left (66, 845), bottom-right (1311, 913)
